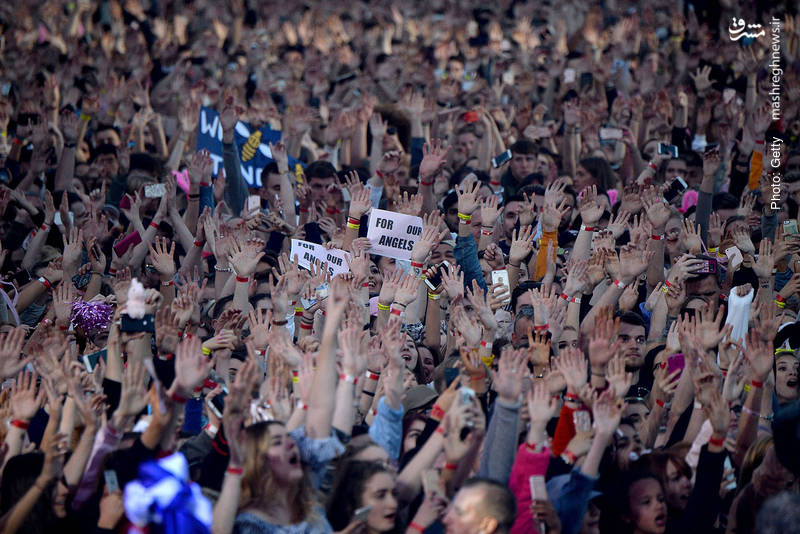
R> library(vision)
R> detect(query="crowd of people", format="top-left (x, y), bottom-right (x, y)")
top-left (1, 0), bottom-right (800, 533)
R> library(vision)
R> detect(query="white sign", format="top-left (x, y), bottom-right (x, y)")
top-left (290, 239), bottom-right (351, 277)
top-left (366, 208), bottom-right (423, 261)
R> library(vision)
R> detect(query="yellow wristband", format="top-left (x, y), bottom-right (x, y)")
top-left (377, 302), bottom-right (391, 311)
top-left (202, 346), bottom-right (212, 355)
top-left (428, 292), bottom-right (440, 300)
top-left (347, 223), bottom-right (360, 230)
top-left (457, 212), bottom-right (472, 221)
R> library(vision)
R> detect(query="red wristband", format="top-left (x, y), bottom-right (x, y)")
top-left (565, 392), bottom-right (580, 401)
top-left (489, 180), bottom-right (501, 186)
top-left (480, 340), bottom-right (488, 347)
top-left (410, 261), bottom-right (424, 268)
top-left (444, 462), bottom-right (458, 470)
top-left (708, 436), bottom-right (724, 447)
top-left (533, 324), bottom-right (549, 332)
top-left (650, 234), bottom-right (664, 241)
top-left (199, 182), bottom-right (211, 187)
top-left (226, 466), bottom-right (243, 475)
top-left (236, 276), bottom-right (249, 283)
top-left (150, 221), bottom-right (159, 229)
top-left (339, 373), bottom-right (358, 385)
top-left (40, 224), bottom-right (49, 231)
top-left (420, 180), bottom-right (434, 186)
top-left (655, 399), bottom-right (665, 408)
top-left (431, 405), bottom-right (446, 420)
top-left (299, 322), bottom-right (313, 330)
top-left (348, 217), bottom-right (361, 225)
top-left (751, 379), bottom-right (763, 388)
top-left (409, 522), bottom-right (426, 533)
top-left (38, 277), bottom-right (52, 290)
top-left (194, 240), bottom-right (204, 247)
top-left (10, 419), bottom-right (29, 430)
top-left (775, 294), bottom-right (786, 303)
top-left (390, 307), bottom-right (403, 316)
top-left (754, 139), bottom-right (765, 145)
top-left (170, 391), bottom-right (189, 404)
top-left (648, 161), bottom-right (657, 171)
top-left (365, 370), bottom-right (381, 381)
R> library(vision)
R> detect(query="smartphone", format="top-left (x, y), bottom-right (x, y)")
top-left (424, 261), bottom-right (450, 291)
top-left (422, 469), bottom-right (444, 498)
top-left (246, 194), bottom-right (261, 213)
top-left (599, 127), bottom-right (623, 141)
top-left (658, 142), bottom-right (679, 158)
top-left (82, 349), bottom-right (107, 373)
top-left (563, 68), bottom-right (576, 84)
top-left (315, 282), bottom-right (330, 300)
top-left (783, 220), bottom-right (799, 235)
top-left (120, 194), bottom-right (132, 210)
top-left (354, 506), bottom-right (372, 522)
top-left (460, 386), bottom-right (476, 406)
top-left (663, 176), bottom-right (688, 203)
top-left (693, 255), bottom-right (717, 274)
top-left (206, 390), bottom-right (228, 419)
top-left (666, 353), bottom-right (685, 379)
top-left (72, 271), bottom-right (93, 290)
top-left (104, 470), bottom-right (120, 493)
top-left (491, 149), bottom-right (513, 168)
top-left (444, 367), bottom-right (459, 387)
top-left (580, 72), bottom-right (593, 90)
top-left (491, 269), bottom-right (510, 289)
top-left (113, 230), bottom-right (142, 257)
top-left (725, 246), bottom-right (743, 269)
top-left (572, 410), bottom-right (592, 433)
top-left (144, 183), bottom-right (166, 198)
top-left (529, 475), bottom-right (548, 501)
top-left (119, 314), bottom-right (155, 333)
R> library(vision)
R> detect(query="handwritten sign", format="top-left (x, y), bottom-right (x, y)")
top-left (290, 239), bottom-right (351, 277)
top-left (196, 107), bottom-right (301, 187)
top-left (366, 208), bottom-right (423, 260)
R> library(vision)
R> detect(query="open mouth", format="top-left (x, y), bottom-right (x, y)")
top-left (385, 512), bottom-right (396, 522)
top-left (654, 513), bottom-right (666, 527)
top-left (788, 379), bottom-right (798, 388)
top-left (289, 452), bottom-right (300, 466)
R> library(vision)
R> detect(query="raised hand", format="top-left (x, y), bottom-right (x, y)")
top-left (480, 195), bottom-right (501, 230)
top-left (619, 244), bottom-right (655, 282)
top-left (228, 237), bottom-right (265, 278)
top-left (592, 389), bottom-right (623, 437)
top-left (338, 317), bottom-right (367, 378)
top-left (441, 264), bottom-right (464, 301)
top-left (393, 274), bottom-right (421, 307)
top-left (466, 280), bottom-right (498, 333)
top-left (10, 370), bottom-right (44, 422)
top-left (744, 330), bottom-right (773, 382)
top-left (395, 190), bottom-right (423, 216)
top-left (527, 380), bottom-right (559, 426)
top-left (456, 177), bottom-right (481, 217)
top-left (411, 222), bottom-right (446, 263)
top-left (752, 238), bottom-right (774, 280)
top-left (588, 308), bottom-right (621, 368)
top-left (606, 353), bottom-right (633, 399)
top-left (541, 199), bottom-right (570, 232)
top-left (492, 347), bottom-right (528, 404)
top-left (578, 185), bottom-right (604, 225)
top-left (419, 139), bottom-right (450, 183)
top-left (509, 225), bottom-right (534, 266)
top-left (680, 219), bottom-right (703, 254)
top-left (0, 327), bottom-right (31, 379)
top-left (171, 334), bottom-right (215, 398)
top-left (553, 346), bottom-right (588, 394)
top-left (147, 236), bottom-right (176, 279)
top-left (187, 149), bottom-right (213, 185)
top-left (696, 304), bottom-right (732, 350)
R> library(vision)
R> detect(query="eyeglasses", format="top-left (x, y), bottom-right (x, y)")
top-left (618, 334), bottom-right (646, 345)
top-left (729, 404), bottom-right (742, 416)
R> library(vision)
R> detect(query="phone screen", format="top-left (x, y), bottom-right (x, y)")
top-left (658, 143), bottom-right (679, 158)
top-left (491, 149), bottom-right (512, 168)
top-left (663, 177), bottom-right (688, 202)
top-left (666, 353), bottom-right (685, 379)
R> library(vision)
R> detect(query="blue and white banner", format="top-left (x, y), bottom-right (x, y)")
top-left (196, 107), bottom-right (293, 187)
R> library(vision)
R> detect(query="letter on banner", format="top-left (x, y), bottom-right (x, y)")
top-left (366, 209), bottom-right (423, 260)
top-left (290, 239), bottom-right (351, 276)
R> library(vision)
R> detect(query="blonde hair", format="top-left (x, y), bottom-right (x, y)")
top-left (239, 422), bottom-right (321, 525)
